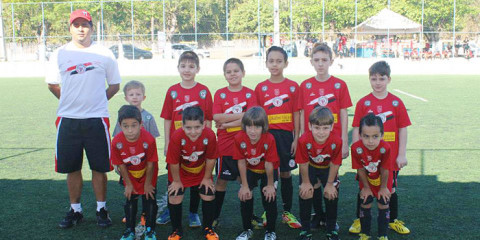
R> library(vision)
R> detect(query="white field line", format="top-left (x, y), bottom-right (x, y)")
top-left (394, 89), bottom-right (428, 102)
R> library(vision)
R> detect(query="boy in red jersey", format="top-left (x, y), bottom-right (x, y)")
top-left (349, 61), bottom-right (411, 235)
top-left (166, 106), bottom-right (219, 240)
top-left (297, 43), bottom-right (352, 229)
top-left (111, 105), bottom-right (159, 240)
top-left (255, 46), bottom-right (301, 229)
top-left (158, 51), bottom-right (213, 226)
top-left (234, 107), bottom-right (279, 240)
top-left (352, 113), bottom-right (393, 240)
top-left (296, 107), bottom-right (343, 240)
top-left (212, 58), bottom-right (257, 225)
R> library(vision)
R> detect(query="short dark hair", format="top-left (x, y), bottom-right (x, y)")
top-left (241, 106), bottom-right (269, 133)
top-left (359, 113), bottom-right (384, 135)
top-left (178, 51), bottom-right (200, 68)
top-left (266, 46), bottom-right (288, 62)
top-left (311, 42), bottom-right (333, 60)
top-left (309, 107), bottom-right (334, 126)
top-left (223, 58), bottom-right (245, 73)
top-left (118, 105), bottom-right (142, 124)
top-left (182, 106), bottom-right (204, 124)
top-left (369, 61), bottom-right (391, 77)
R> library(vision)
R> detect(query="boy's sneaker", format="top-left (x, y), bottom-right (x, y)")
top-left (388, 219), bottom-right (410, 234)
top-left (310, 214), bottom-right (326, 229)
top-left (120, 228), bottom-right (135, 240)
top-left (261, 212), bottom-right (267, 227)
top-left (156, 208), bottom-right (170, 225)
top-left (251, 215), bottom-right (264, 229)
top-left (144, 227), bottom-right (157, 240)
top-left (378, 237), bottom-right (388, 240)
top-left (326, 231), bottom-right (340, 240)
top-left (264, 231), bottom-right (277, 240)
top-left (236, 229), bottom-right (253, 240)
top-left (298, 231), bottom-right (312, 240)
top-left (282, 211), bottom-right (302, 229)
top-left (349, 218), bottom-right (361, 234)
top-left (168, 231), bottom-right (182, 240)
top-left (59, 209), bottom-right (83, 228)
top-left (189, 212), bottom-right (202, 228)
top-left (96, 207), bottom-right (112, 227)
top-left (204, 227), bottom-right (219, 240)
top-left (358, 234), bottom-right (371, 240)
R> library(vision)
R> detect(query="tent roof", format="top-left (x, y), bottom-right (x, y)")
top-left (354, 8), bottom-right (422, 34)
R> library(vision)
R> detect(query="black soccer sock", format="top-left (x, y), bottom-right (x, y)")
top-left (313, 187), bottom-right (325, 219)
top-left (168, 202), bottom-right (183, 234)
top-left (214, 190), bottom-right (226, 220)
top-left (189, 187), bottom-right (200, 214)
top-left (389, 192), bottom-right (398, 222)
top-left (141, 195), bottom-right (147, 215)
top-left (378, 208), bottom-right (390, 237)
top-left (240, 199), bottom-right (254, 230)
top-left (281, 176), bottom-right (293, 212)
top-left (356, 192), bottom-right (361, 218)
top-left (144, 196), bottom-right (158, 230)
top-left (124, 197), bottom-right (138, 229)
top-left (202, 199), bottom-right (216, 229)
top-left (359, 207), bottom-right (372, 236)
top-left (262, 194), bottom-right (277, 232)
top-left (324, 196), bottom-right (339, 232)
top-left (299, 197), bottom-right (313, 233)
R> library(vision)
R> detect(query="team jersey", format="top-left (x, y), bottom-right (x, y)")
top-left (352, 93), bottom-right (411, 171)
top-left (165, 128), bottom-right (218, 187)
top-left (295, 131), bottom-right (343, 168)
top-left (111, 129), bottom-right (159, 195)
top-left (45, 41), bottom-right (121, 119)
top-left (298, 76), bottom-right (352, 138)
top-left (233, 131), bottom-right (279, 172)
top-left (112, 109), bottom-right (160, 138)
top-left (213, 86), bottom-right (257, 157)
top-left (255, 78), bottom-right (300, 131)
top-left (161, 82), bottom-right (213, 139)
top-left (351, 140), bottom-right (393, 192)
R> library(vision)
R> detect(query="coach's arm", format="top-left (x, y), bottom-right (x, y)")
top-left (106, 84), bottom-right (120, 100)
top-left (48, 84), bottom-right (61, 99)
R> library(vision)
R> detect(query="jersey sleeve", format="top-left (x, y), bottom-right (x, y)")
top-left (112, 122), bottom-right (121, 137)
top-left (145, 117), bottom-right (161, 138)
top-left (350, 144), bottom-right (363, 169)
top-left (265, 134), bottom-right (279, 164)
top-left (247, 89), bottom-right (258, 108)
top-left (45, 50), bottom-right (61, 84)
top-left (379, 143), bottom-right (393, 171)
top-left (339, 81), bottom-right (353, 109)
top-left (292, 82), bottom-right (301, 112)
top-left (204, 89), bottom-right (214, 121)
top-left (110, 138), bottom-right (123, 166)
top-left (160, 88), bottom-right (173, 120)
top-left (105, 50), bottom-right (122, 85)
top-left (205, 130), bottom-right (218, 159)
top-left (165, 132), bottom-right (181, 164)
top-left (233, 134), bottom-right (244, 160)
top-left (295, 136), bottom-right (309, 164)
top-left (297, 83), bottom-right (305, 110)
top-left (396, 99), bottom-right (412, 128)
top-left (352, 100), bottom-right (364, 127)
top-left (254, 84), bottom-right (264, 106)
top-left (330, 139), bottom-right (343, 165)
top-left (213, 90), bottom-right (224, 115)
top-left (146, 135), bottom-right (159, 163)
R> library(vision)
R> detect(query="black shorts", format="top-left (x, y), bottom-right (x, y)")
top-left (55, 117), bottom-right (111, 173)
top-left (269, 129), bottom-right (297, 172)
top-left (246, 169), bottom-right (279, 191)
top-left (299, 164), bottom-right (339, 189)
top-left (216, 156), bottom-right (239, 181)
top-left (167, 182), bottom-right (215, 197)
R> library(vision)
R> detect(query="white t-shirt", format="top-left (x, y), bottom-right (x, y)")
top-left (45, 41), bottom-right (121, 119)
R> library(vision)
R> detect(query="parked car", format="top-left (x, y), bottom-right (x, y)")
top-left (110, 44), bottom-right (153, 60)
top-left (171, 43), bottom-right (210, 59)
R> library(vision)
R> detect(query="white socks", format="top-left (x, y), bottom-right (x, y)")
top-left (71, 203), bottom-right (82, 213)
top-left (96, 201), bottom-right (106, 212)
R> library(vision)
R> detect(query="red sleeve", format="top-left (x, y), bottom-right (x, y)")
top-left (294, 136), bottom-right (309, 164)
top-left (380, 143), bottom-right (393, 170)
top-left (330, 139), bottom-right (343, 165)
top-left (233, 134), bottom-right (244, 160)
top-left (146, 136), bottom-right (159, 163)
top-left (204, 89), bottom-right (214, 121)
top-left (265, 134), bottom-right (279, 164)
top-left (247, 89), bottom-right (258, 108)
top-left (351, 144), bottom-right (363, 169)
top-left (297, 83), bottom-right (304, 110)
top-left (292, 82), bottom-right (301, 112)
top-left (255, 84), bottom-right (263, 106)
top-left (396, 99), bottom-right (411, 128)
top-left (339, 82), bottom-right (353, 109)
top-left (110, 138), bottom-right (123, 166)
top-left (160, 88), bottom-right (173, 120)
top-left (213, 90), bottom-right (223, 115)
top-left (165, 132), bottom-right (181, 164)
top-left (205, 130), bottom-right (218, 159)
top-left (352, 100), bottom-right (363, 127)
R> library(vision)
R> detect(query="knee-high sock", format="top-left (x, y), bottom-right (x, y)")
top-left (262, 194), bottom-right (277, 232)
top-left (359, 207), bottom-right (372, 236)
top-left (214, 191), bottom-right (226, 220)
top-left (324, 196), bottom-right (339, 232)
top-left (378, 208), bottom-right (390, 237)
top-left (143, 196), bottom-right (158, 230)
top-left (202, 199), bottom-right (216, 229)
top-left (240, 198), bottom-right (254, 231)
top-left (189, 187), bottom-right (200, 213)
top-left (281, 177), bottom-right (293, 212)
top-left (356, 192), bottom-right (361, 218)
top-left (313, 188), bottom-right (325, 219)
top-left (125, 197), bottom-right (138, 229)
top-left (168, 202), bottom-right (183, 234)
top-left (299, 197), bottom-right (313, 232)
top-left (389, 192), bottom-right (398, 222)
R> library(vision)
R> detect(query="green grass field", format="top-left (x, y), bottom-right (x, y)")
top-left (1, 74), bottom-right (479, 240)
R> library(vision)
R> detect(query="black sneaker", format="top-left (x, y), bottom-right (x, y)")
top-left (59, 209), bottom-right (83, 228)
top-left (310, 214), bottom-right (326, 229)
top-left (326, 231), bottom-right (340, 240)
top-left (96, 207), bottom-right (112, 227)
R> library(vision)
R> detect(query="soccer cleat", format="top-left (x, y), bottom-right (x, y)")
top-left (59, 209), bottom-right (83, 228)
top-left (96, 207), bottom-right (112, 227)
top-left (264, 231), bottom-right (277, 240)
top-left (251, 215), bottom-right (264, 229)
top-left (378, 236), bottom-right (388, 240)
top-left (388, 219), bottom-right (410, 234)
top-left (120, 228), bottom-right (135, 240)
top-left (236, 229), bottom-right (253, 240)
top-left (297, 231), bottom-right (312, 240)
top-left (282, 211), bottom-right (302, 229)
top-left (358, 233), bottom-right (371, 240)
top-left (310, 214), bottom-right (326, 229)
top-left (189, 212), bottom-right (202, 228)
top-left (156, 208), bottom-right (170, 225)
top-left (326, 231), bottom-right (340, 240)
top-left (349, 218), bottom-right (361, 234)
top-left (168, 231), bottom-right (182, 240)
top-left (261, 212), bottom-right (267, 227)
top-left (144, 227), bottom-right (157, 240)
top-left (204, 227), bottom-right (219, 240)
top-left (140, 213), bottom-right (146, 226)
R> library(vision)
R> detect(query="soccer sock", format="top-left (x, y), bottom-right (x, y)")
top-left (124, 198), bottom-right (138, 229)
top-left (189, 187), bottom-right (200, 214)
top-left (96, 201), bottom-right (106, 211)
top-left (240, 198), bottom-right (254, 231)
top-left (313, 188), bottom-right (325, 219)
top-left (202, 199), bottom-right (216, 229)
top-left (71, 203), bottom-right (82, 213)
top-left (324, 196), bottom-right (339, 232)
top-left (168, 202), bottom-right (183, 234)
top-left (359, 207), bottom-right (372, 236)
top-left (299, 197), bottom-right (313, 232)
top-left (378, 208), bottom-right (390, 237)
top-left (214, 190), bottom-right (226, 220)
top-left (281, 176), bottom-right (293, 212)
top-left (144, 196), bottom-right (158, 230)
top-left (356, 192), bottom-right (361, 218)
top-left (262, 193), bottom-right (277, 232)
top-left (141, 195), bottom-right (147, 215)
top-left (389, 192), bottom-right (398, 222)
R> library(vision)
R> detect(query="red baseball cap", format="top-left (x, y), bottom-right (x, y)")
top-left (69, 9), bottom-right (92, 24)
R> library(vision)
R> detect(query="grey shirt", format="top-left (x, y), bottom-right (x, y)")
top-left (113, 109), bottom-right (160, 138)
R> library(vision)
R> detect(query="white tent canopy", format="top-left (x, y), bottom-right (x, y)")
top-left (354, 8), bottom-right (422, 34)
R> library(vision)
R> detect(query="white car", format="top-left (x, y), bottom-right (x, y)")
top-left (171, 44), bottom-right (210, 59)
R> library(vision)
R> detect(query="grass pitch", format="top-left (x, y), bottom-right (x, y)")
top-left (1, 74), bottom-right (479, 239)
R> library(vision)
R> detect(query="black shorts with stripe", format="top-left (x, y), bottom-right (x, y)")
top-left (268, 129), bottom-right (297, 172)
top-left (167, 182), bottom-right (214, 197)
top-left (55, 117), bottom-right (111, 173)
top-left (299, 164), bottom-right (340, 189)
top-left (215, 156), bottom-right (239, 181)
top-left (246, 168), bottom-right (279, 191)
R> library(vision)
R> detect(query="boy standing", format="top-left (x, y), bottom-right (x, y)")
top-left (111, 105), bottom-right (159, 240)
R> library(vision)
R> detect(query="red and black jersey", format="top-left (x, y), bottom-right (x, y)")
top-left (233, 131), bottom-right (279, 171)
top-left (295, 131), bottom-right (343, 167)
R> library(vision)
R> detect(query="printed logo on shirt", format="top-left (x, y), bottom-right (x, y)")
top-left (246, 153), bottom-right (264, 166)
top-left (129, 147), bottom-right (136, 154)
top-left (289, 159), bottom-right (296, 167)
top-left (67, 62), bottom-right (95, 75)
top-left (365, 161), bottom-right (379, 173)
top-left (246, 93), bottom-right (252, 99)
top-left (334, 83), bottom-right (341, 89)
top-left (122, 152), bottom-right (145, 165)
top-left (171, 91), bottom-right (178, 99)
top-left (310, 154), bottom-right (330, 163)
top-left (262, 85), bottom-right (268, 92)
top-left (331, 143), bottom-right (336, 150)
top-left (290, 86), bottom-right (296, 93)
top-left (356, 147), bottom-right (363, 154)
top-left (220, 93), bottom-right (226, 99)
top-left (392, 100), bottom-right (399, 107)
top-left (184, 95), bottom-right (190, 102)
top-left (306, 82), bottom-right (312, 89)
top-left (222, 169), bottom-right (231, 176)
top-left (264, 144), bottom-right (268, 150)
top-left (377, 105), bottom-right (383, 113)
top-left (200, 90), bottom-right (207, 99)
top-left (240, 142), bottom-right (247, 149)
top-left (365, 100), bottom-right (371, 106)
top-left (274, 89), bottom-right (280, 96)
top-left (182, 151), bottom-right (204, 162)
top-left (225, 102), bottom-right (247, 114)
top-left (143, 142), bottom-right (148, 149)
top-left (306, 143), bottom-right (312, 150)
top-left (251, 149), bottom-right (256, 155)
top-left (308, 94), bottom-right (334, 107)
top-left (380, 147), bottom-right (386, 154)
top-left (146, 115), bottom-right (152, 120)
top-left (116, 142), bottom-right (123, 150)
top-left (376, 111), bottom-right (393, 123)
top-left (264, 94), bottom-right (288, 108)
top-left (203, 138), bottom-right (208, 145)
top-left (181, 139), bottom-right (186, 146)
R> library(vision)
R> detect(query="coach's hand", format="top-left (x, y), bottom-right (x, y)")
top-left (238, 185), bottom-right (252, 202)
top-left (200, 178), bottom-right (215, 195)
top-left (168, 181), bottom-right (184, 196)
top-left (262, 185), bottom-right (276, 202)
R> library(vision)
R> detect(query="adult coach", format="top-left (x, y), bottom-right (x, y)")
top-left (45, 9), bottom-right (121, 228)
